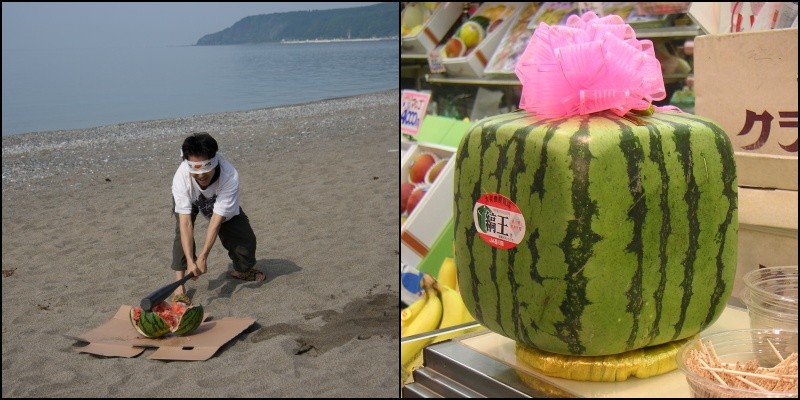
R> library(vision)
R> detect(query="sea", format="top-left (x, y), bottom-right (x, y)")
top-left (1, 39), bottom-right (398, 136)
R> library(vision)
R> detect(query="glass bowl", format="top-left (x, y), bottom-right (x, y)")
top-left (676, 329), bottom-right (798, 398)
top-left (741, 266), bottom-right (798, 331)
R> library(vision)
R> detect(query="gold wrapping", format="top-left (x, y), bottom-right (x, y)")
top-left (515, 336), bottom-right (696, 382)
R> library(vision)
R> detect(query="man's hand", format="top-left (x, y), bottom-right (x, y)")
top-left (194, 255), bottom-right (208, 277)
top-left (187, 260), bottom-right (203, 279)
top-left (193, 212), bottom-right (224, 279)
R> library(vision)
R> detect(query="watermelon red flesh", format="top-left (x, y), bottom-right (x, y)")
top-left (152, 301), bottom-right (185, 330)
top-left (130, 301), bottom-right (202, 338)
top-left (130, 302), bottom-right (183, 330)
top-left (453, 110), bottom-right (738, 356)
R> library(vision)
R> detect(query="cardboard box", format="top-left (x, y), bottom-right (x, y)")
top-left (401, 143), bottom-right (456, 268)
top-left (441, 3), bottom-right (522, 78)
top-left (69, 305), bottom-right (255, 361)
top-left (694, 28), bottom-right (798, 190)
top-left (401, 2), bottom-right (465, 55)
top-left (732, 187), bottom-right (798, 301)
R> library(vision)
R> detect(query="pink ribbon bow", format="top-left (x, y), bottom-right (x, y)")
top-left (515, 11), bottom-right (667, 118)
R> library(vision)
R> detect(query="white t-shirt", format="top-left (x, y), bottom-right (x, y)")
top-left (172, 153), bottom-right (241, 221)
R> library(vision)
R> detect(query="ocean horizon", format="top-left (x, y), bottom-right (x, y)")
top-left (2, 39), bottom-right (399, 136)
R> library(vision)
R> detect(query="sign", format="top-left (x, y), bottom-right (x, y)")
top-left (401, 90), bottom-right (431, 136)
top-left (694, 27), bottom-right (798, 190)
top-left (473, 193), bottom-right (526, 250)
top-left (427, 48), bottom-right (446, 73)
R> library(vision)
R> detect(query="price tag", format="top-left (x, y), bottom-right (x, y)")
top-left (427, 48), bottom-right (446, 74)
top-left (401, 90), bottom-right (431, 136)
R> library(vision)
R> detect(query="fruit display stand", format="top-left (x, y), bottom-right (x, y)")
top-left (400, 113), bottom-right (472, 267)
top-left (409, 114), bottom-right (474, 149)
top-left (414, 218), bottom-right (454, 278)
top-left (440, 3), bottom-right (523, 78)
top-left (413, 3), bottom-right (703, 118)
top-left (483, 2), bottom-right (545, 78)
top-left (401, 2), bottom-right (466, 56)
top-left (401, 143), bottom-right (456, 268)
top-left (402, 304), bottom-right (751, 397)
top-left (401, 140), bottom-right (417, 167)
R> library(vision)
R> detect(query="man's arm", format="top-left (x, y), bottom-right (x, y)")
top-left (178, 213), bottom-right (199, 277)
top-left (194, 212), bottom-right (225, 275)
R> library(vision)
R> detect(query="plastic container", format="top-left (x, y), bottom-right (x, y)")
top-left (741, 266), bottom-right (798, 331)
top-left (676, 329), bottom-right (798, 398)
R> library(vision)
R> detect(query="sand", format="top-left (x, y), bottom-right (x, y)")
top-left (1, 89), bottom-right (400, 397)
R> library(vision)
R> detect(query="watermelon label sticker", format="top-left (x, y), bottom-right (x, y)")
top-left (473, 193), bottom-right (525, 250)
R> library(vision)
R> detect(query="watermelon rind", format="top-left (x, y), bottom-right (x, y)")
top-left (129, 303), bottom-right (204, 338)
top-left (130, 309), bottom-right (171, 338)
top-left (173, 305), bottom-right (204, 336)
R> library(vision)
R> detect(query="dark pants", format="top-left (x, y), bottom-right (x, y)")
top-left (171, 206), bottom-right (257, 273)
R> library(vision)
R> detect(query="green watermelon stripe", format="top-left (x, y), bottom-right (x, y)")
top-left (491, 122), bottom-right (513, 336)
top-left (672, 121), bottom-right (699, 340)
top-left (505, 125), bottom-right (527, 343)
top-left (652, 113), bottom-right (738, 328)
top-left (644, 122), bottom-right (671, 343)
top-left (484, 115), bottom-right (529, 334)
top-left (525, 120), bottom-right (561, 283)
top-left (454, 119), bottom-right (480, 321)
top-left (603, 115), bottom-right (648, 351)
top-left (507, 121), bottom-right (548, 345)
top-left (493, 120), bottom-right (550, 343)
top-left (709, 125), bottom-right (738, 327)
top-left (456, 113), bottom-right (527, 327)
top-left (174, 306), bottom-right (203, 336)
top-left (520, 119), bottom-right (566, 346)
top-left (140, 311), bottom-right (169, 337)
top-left (554, 116), bottom-right (599, 355)
top-left (647, 115), bottom-right (703, 340)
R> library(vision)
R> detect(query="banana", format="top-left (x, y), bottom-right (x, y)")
top-left (401, 274), bottom-right (442, 367)
top-left (400, 292), bottom-right (428, 337)
top-left (437, 282), bottom-right (467, 330)
top-left (436, 257), bottom-right (458, 291)
top-left (429, 282), bottom-right (479, 344)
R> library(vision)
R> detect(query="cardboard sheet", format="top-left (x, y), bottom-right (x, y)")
top-left (73, 305), bottom-right (255, 361)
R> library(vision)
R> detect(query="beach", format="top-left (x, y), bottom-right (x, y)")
top-left (1, 89), bottom-right (400, 397)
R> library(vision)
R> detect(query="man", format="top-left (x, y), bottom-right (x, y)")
top-left (171, 132), bottom-right (265, 298)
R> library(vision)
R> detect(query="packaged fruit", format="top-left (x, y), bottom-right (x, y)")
top-left (407, 152), bottom-right (437, 184)
top-left (424, 158), bottom-right (448, 186)
top-left (401, 3), bottom-right (433, 38)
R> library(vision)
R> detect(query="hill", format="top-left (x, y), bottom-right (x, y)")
top-left (196, 3), bottom-right (398, 45)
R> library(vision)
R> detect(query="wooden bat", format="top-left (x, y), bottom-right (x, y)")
top-left (140, 272), bottom-right (195, 311)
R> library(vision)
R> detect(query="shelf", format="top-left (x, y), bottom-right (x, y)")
top-left (401, 53), bottom-right (430, 61)
top-left (426, 74), bottom-right (521, 86)
top-left (403, 304), bottom-right (750, 398)
top-left (426, 72), bottom-right (691, 87)
top-left (632, 25), bottom-right (703, 38)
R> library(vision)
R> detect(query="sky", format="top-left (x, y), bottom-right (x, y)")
top-left (2, 2), bottom-right (383, 50)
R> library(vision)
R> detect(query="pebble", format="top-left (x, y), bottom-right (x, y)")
top-left (2, 89), bottom-right (398, 192)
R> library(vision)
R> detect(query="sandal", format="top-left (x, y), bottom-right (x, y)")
top-left (228, 269), bottom-right (266, 282)
top-left (172, 293), bottom-right (193, 305)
